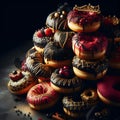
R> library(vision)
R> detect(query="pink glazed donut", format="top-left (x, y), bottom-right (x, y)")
top-left (27, 82), bottom-right (59, 110)
top-left (97, 75), bottom-right (120, 106)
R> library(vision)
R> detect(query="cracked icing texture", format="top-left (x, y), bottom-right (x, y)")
top-left (8, 71), bottom-right (36, 91)
top-left (72, 56), bottom-right (109, 75)
top-left (50, 69), bottom-right (82, 88)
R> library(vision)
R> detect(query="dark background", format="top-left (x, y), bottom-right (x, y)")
top-left (1, 0), bottom-right (120, 54)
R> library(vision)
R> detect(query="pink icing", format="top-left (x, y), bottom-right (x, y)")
top-left (72, 32), bottom-right (108, 52)
top-left (97, 75), bottom-right (120, 102)
top-left (27, 82), bottom-right (59, 105)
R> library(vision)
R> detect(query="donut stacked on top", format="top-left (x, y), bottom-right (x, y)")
top-left (69, 4), bottom-right (109, 80)
top-left (45, 3), bottom-right (83, 94)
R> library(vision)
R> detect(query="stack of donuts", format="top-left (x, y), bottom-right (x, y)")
top-left (7, 3), bottom-right (120, 120)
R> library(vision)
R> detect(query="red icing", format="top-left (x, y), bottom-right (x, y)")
top-left (9, 70), bottom-right (23, 81)
top-left (72, 32), bottom-right (108, 52)
top-left (67, 10), bottom-right (102, 25)
top-left (97, 75), bottom-right (120, 102)
top-left (27, 82), bottom-right (59, 105)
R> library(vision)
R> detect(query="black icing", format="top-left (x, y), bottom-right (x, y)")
top-left (50, 68), bottom-right (82, 88)
top-left (44, 41), bottom-right (74, 61)
top-left (72, 56), bottom-right (109, 75)
top-left (33, 32), bottom-right (53, 48)
top-left (46, 11), bottom-right (70, 31)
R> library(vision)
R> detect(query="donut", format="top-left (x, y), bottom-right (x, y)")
top-left (109, 42), bottom-right (120, 69)
top-left (97, 75), bottom-right (120, 106)
top-left (81, 89), bottom-right (98, 102)
top-left (72, 32), bottom-right (108, 60)
top-left (46, 3), bottom-right (71, 31)
top-left (44, 41), bottom-right (74, 68)
top-left (27, 82), bottom-right (59, 110)
top-left (67, 4), bottom-right (102, 32)
top-left (72, 56), bottom-right (109, 80)
top-left (86, 102), bottom-right (111, 120)
top-left (62, 89), bottom-right (98, 118)
top-left (50, 66), bottom-right (82, 94)
top-left (33, 27), bottom-right (53, 53)
top-left (53, 30), bottom-right (75, 48)
top-left (8, 70), bottom-right (37, 95)
top-left (26, 55), bottom-right (52, 82)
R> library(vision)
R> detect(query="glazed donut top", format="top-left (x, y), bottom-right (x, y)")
top-left (46, 11), bottom-right (70, 31)
top-left (46, 3), bottom-right (71, 31)
top-left (97, 75), bottom-right (120, 103)
top-left (33, 27), bottom-right (53, 48)
top-left (50, 66), bottom-right (82, 88)
top-left (8, 70), bottom-right (35, 91)
top-left (67, 4), bottom-right (102, 26)
top-left (27, 82), bottom-right (59, 105)
top-left (44, 41), bottom-right (74, 61)
top-left (54, 30), bottom-right (74, 48)
top-left (72, 32), bottom-right (108, 52)
top-left (72, 56), bottom-right (109, 75)
top-left (26, 56), bottom-right (52, 78)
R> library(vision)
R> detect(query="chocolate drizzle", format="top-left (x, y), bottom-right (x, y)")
top-left (50, 69), bottom-right (82, 88)
top-left (46, 11), bottom-right (70, 31)
top-left (54, 31), bottom-right (74, 48)
top-left (72, 56), bottom-right (109, 75)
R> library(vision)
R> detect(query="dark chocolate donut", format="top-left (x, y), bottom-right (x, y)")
top-left (33, 27), bottom-right (53, 49)
top-left (72, 56), bottom-right (109, 80)
top-left (50, 68), bottom-right (82, 89)
top-left (44, 41), bottom-right (74, 61)
top-left (26, 56), bottom-right (52, 78)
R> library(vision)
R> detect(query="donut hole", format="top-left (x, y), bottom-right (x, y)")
top-left (86, 91), bottom-right (92, 97)
top-left (113, 84), bottom-right (120, 91)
